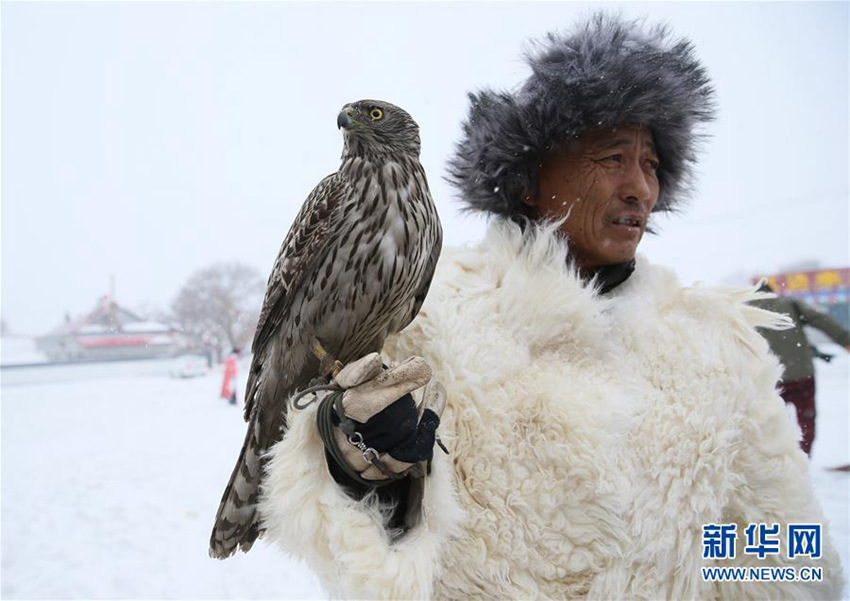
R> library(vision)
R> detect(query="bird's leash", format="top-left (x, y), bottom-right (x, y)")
top-left (289, 343), bottom-right (448, 485)
top-left (291, 341), bottom-right (345, 410)
top-left (290, 343), bottom-right (422, 485)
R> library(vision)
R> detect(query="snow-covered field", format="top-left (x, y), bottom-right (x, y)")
top-left (1, 349), bottom-right (848, 599)
top-left (1, 357), bottom-right (324, 599)
top-left (0, 337), bottom-right (48, 366)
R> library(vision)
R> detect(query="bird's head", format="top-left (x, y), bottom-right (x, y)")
top-left (337, 100), bottom-right (421, 159)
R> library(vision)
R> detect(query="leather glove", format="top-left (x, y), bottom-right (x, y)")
top-left (320, 353), bottom-right (447, 484)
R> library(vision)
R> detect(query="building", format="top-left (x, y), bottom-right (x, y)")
top-left (754, 267), bottom-right (850, 330)
top-left (36, 295), bottom-right (184, 362)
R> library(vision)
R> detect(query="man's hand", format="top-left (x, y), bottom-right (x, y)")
top-left (327, 353), bottom-right (447, 482)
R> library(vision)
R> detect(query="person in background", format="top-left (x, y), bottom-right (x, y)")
top-left (220, 348), bottom-right (240, 406)
top-left (751, 283), bottom-right (850, 456)
top-left (810, 344), bottom-right (837, 363)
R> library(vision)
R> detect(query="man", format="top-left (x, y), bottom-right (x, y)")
top-left (751, 284), bottom-right (850, 455)
top-left (257, 14), bottom-right (844, 599)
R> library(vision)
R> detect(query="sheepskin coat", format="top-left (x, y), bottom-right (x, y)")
top-left (259, 220), bottom-right (844, 600)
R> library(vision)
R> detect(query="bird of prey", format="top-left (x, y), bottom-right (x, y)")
top-left (209, 100), bottom-right (442, 559)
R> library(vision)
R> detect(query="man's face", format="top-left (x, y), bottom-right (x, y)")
top-left (527, 125), bottom-right (660, 271)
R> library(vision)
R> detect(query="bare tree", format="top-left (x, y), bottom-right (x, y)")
top-left (171, 263), bottom-right (265, 356)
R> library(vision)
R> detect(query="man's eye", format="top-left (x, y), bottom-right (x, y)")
top-left (646, 159), bottom-right (660, 171)
top-left (600, 154), bottom-right (622, 164)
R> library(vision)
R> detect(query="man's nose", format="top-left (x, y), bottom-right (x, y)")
top-left (619, 160), bottom-right (654, 207)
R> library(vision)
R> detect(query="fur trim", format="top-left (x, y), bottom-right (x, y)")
top-left (258, 398), bottom-right (464, 600)
top-left (386, 220), bottom-right (843, 599)
top-left (260, 222), bottom-right (842, 599)
top-left (447, 12), bottom-right (716, 218)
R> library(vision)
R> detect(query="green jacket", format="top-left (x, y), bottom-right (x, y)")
top-left (751, 295), bottom-right (850, 383)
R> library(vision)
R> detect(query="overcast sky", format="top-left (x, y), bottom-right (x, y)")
top-left (2, 1), bottom-right (848, 336)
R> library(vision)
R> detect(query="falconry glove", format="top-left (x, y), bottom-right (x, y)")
top-left (307, 353), bottom-right (447, 487)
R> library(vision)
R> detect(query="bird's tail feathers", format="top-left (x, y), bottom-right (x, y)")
top-left (209, 418), bottom-right (264, 559)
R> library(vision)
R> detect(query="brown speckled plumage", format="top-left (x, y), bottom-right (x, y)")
top-left (209, 100), bottom-right (441, 559)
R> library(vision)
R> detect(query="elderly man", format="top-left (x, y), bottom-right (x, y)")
top-left (258, 14), bottom-right (844, 599)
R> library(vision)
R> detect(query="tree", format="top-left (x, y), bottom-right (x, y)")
top-left (171, 262), bottom-right (265, 355)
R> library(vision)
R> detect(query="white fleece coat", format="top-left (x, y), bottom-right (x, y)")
top-left (259, 220), bottom-right (844, 600)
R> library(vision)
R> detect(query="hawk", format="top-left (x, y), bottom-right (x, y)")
top-left (209, 100), bottom-right (442, 559)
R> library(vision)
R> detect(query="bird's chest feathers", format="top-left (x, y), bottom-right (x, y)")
top-left (386, 162), bottom-right (431, 272)
top-left (332, 161), bottom-right (430, 306)
top-left (310, 160), bottom-right (432, 356)
top-left (360, 161), bottom-right (428, 270)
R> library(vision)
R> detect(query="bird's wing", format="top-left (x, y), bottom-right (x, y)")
top-left (400, 223), bottom-right (443, 332)
top-left (243, 172), bottom-right (347, 421)
top-left (211, 174), bottom-right (348, 559)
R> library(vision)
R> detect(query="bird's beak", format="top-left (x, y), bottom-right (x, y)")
top-left (337, 107), bottom-right (355, 130)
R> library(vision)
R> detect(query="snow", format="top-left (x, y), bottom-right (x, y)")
top-left (808, 343), bottom-right (850, 593)
top-left (1, 358), bottom-right (324, 599)
top-left (1, 352), bottom-right (848, 598)
top-left (0, 337), bottom-right (48, 367)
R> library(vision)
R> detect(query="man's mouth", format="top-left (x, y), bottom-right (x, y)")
top-left (611, 214), bottom-right (644, 229)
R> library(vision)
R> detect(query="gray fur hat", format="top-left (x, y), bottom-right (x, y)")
top-left (447, 13), bottom-right (716, 218)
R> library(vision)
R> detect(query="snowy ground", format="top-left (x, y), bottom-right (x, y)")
top-left (1, 347), bottom-right (848, 599)
top-left (0, 337), bottom-right (48, 366)
top-left (1, 357), bottom-right (324, 599)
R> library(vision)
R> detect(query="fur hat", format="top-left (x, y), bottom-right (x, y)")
top-left (447, 13), bottom-right (716, 218)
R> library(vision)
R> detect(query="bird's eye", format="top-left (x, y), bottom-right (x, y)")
top-left (369, 108), bottom-right (384, 121)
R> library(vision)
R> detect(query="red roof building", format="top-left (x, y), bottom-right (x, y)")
top-left (36, 295), bottom-right (184, 362)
